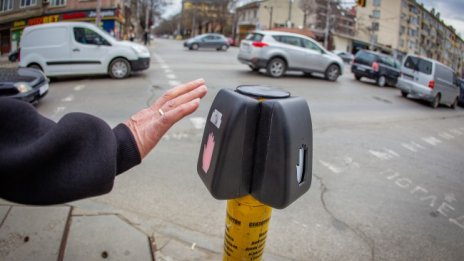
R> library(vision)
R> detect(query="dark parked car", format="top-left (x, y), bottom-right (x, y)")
top-left (0, 67), bottom-right (49, 104)
top-left (183, 33), bottom-right (229, 51)
top-left (351, 50), bottom-right (400, 87)
top-left (457, 78), bottom-right (464, 107)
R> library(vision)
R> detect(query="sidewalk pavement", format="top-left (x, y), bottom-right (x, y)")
top-left (0, 54), bottom-right (17, 68)
top-left (0, 198), bottom-right (224, 261)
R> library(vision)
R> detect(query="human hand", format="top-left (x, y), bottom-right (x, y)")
top-left (125, 79), bottom-right (208, 159)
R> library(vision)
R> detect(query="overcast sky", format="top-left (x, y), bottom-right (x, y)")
top-left (418, 0), bottom-right (464, 37)
top-left (162, 0), bottom-right (464, 37)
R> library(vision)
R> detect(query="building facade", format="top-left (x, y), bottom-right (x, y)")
top-left (235, 0), bottom-right (305, 43)
top-left (0, 0), bottom-right (127, 55)
top-left (356, 0), bottom-right (464, 75)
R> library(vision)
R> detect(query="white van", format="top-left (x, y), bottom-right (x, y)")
top-left (397, 55), bottom-right (459, 108)
top-left (19, 22), bottom-right (150, 79)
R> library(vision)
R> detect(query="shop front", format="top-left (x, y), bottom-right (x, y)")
top-left (9, 8), bottom-right (124, 51)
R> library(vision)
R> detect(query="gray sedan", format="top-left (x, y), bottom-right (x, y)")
top-left (183, 33), bottom-right (230, 51)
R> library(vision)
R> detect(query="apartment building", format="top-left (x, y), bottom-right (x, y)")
top-left (235, 0), bottom-right (304, 42)
top-left (356, 0), bottom-right (464, 75)
top-left (0, 0), bottom-right (128, 55)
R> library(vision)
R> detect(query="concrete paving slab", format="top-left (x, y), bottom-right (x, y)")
top-left (0, 206), bottom-right (10, 226)
top-left (63, 215), bottom-right (153, 261)
top-left (0, 206), bottom-right (70, 261)
top-left (156, 238), bottom-right (221, 261)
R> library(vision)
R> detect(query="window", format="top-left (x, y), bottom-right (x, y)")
top-left (400, 26), bottom-right (405, 35)
top-left (73, 27), bottom-right (109, 46)
top-left (404, 56), bottom-right (432, 75)
top-left (50, 0), bottom-right (66, 6)
top-left (372, 10), bottom-right (380, 19)
top-left (0, 0), bottom-right (13, 12)
top-left (355, 51), bottom-right (376, 64)
top-left (410, 29), bottom-right (416, 37)
top-left (245, 33), bottom-right (263, 41)
top-left (275, 35), bottom-right (301, 47)
top-left (301, 38), bottom-right (323, 53)
top-left (373, 0), bottom-right (381, 6)
top-left (20, 0), bottom-right (36, 8)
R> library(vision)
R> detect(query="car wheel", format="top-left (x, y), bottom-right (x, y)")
top-left (377, 75), bottom-right (386, 87)
top-left (354, 75), bottom-right (361, 81)
top-left (28, 63), bottom-right (43, 71)
top-left (109, 58), bottom-right (131, 79)
top-left (267, 57), bottom-right (286, 78)
top-left (192, 43), bottom-right (199, 50)
top-left (401, 91), bottom-right (408, 98)
top-left (217, 44), bottom-right (228, 51)
top-left (9, 54), bottom-right (17, 62)
top-left (325, 64), bottom-right (340, 81)
top-left (431, 94), bottom-right (441, 109)
top-left (450, 97), bottom-right (458, 109)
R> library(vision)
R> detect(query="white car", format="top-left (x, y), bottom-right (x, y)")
top-left (19, 22), bottom-right (150, 79)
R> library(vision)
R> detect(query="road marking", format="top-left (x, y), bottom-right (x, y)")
top-left (160, 64), bottom-right (169, 69)
top-left (61, 95), bottom-right (74, 102)
top-left (166, 74), bottom-right (176, 79)
top-left (401, 141), bottom-right (426, 152)
top-left (343, 156), bottom-right (360, 168)
top-left (168, 80), bottom-right (181, 87)
top-left (50, 106), bottom-right (66, 119)
top-left (438, 132), bottom-right (454, 140)
top-left (449, 129), bottom-right (462, 136)
top-left (369, 148), bottom-right (400, 160)
top-left (164, 68), bottom-right (172, 74)
top-left (319, 160), bottom-right (342, 174)
top-left (74, 84), bottom-right (86, 91)
top-left (421, 136), bottom-right (442, 146)
top-left (378, 170), bottom-right (463, 231)
top-left (190, 117), bottom-right (206, 129)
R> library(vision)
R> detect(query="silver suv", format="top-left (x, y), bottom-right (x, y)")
top-left (238, 31), bottom-right (344, 81)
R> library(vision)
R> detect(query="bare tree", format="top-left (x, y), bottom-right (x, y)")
top-left (299, 0), bottom-right (317, 28)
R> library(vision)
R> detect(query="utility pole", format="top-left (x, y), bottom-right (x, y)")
top-left (324, 0), bottom-right (330, 49)
top-left (95, 0), bottom-right (102, 26)
top-left (287, 0), bottom-right (293, 28)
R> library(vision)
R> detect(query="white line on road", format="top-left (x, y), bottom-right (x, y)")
top-left (166, 74), bottom-right (177, 79)
top-left (401, 141), bottom-right (425, 152)
top-left (74, 84), bottom-right (86, 91)
top-left (319, 160), bottom-right (342, 174)
top-left (168, 80), bottom-right (181, 87)
top-left (421, 136), bottom-right (442, 146)
top-left (438, 132), bottom-right (455, 140)
top-left (369, 148), bottom-right (399, 160)
top-left (449, 129), bottom-right (463, 136)
top-left (160, 64), bottom-right (169, 69)
top-left (61, 95), bottom-right (74, 102)
top-left (190, 117), bottom-right (206, 129)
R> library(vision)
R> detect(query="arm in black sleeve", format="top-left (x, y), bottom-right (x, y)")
top-left (0, 98), bottom-right (141, 205)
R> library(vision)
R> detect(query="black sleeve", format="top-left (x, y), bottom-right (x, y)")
top-left (0, 98), bottom-right (141, 205)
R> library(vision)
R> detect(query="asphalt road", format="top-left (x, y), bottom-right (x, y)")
top-left (36, 38), bottom-right (464, 261)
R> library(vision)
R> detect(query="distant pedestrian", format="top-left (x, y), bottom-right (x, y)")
top-left (143, 31), bottom-right (150, 46)
top-left (129, 32), bottom-right (135, 42)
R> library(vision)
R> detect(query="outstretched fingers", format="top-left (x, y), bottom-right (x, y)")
top-left (153, 78), bottom-right (205, 110)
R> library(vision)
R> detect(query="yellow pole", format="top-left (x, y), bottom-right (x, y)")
top-left (223, 195), bottom-right (272, 261)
